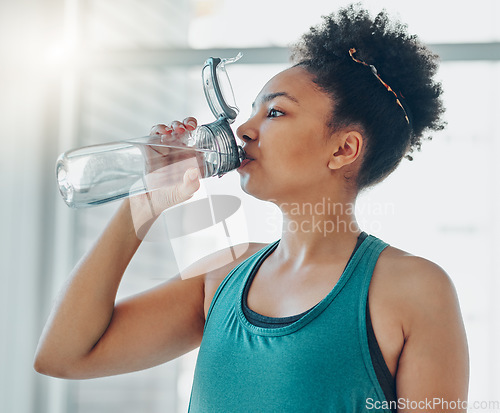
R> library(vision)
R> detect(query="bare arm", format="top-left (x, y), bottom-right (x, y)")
top-left (395, 258), bottom-right (469, 412)
top-left (34, 119), bottom-right (208, 378)
top-left (34, 198), bottom-right (205, 378)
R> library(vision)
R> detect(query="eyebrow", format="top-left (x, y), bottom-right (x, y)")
top-left (252, 92), bottom-right (300, 109)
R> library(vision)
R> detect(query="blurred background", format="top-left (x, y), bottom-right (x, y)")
top-left (1, 0), bottom-right (499, 412)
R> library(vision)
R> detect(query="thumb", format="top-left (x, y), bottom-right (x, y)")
top-left (165, 167), bottom-right (200, 207)
top-left (129, 168), bottom-right (201, 238)
top-left (181, 167), bottom-right (201, 197)
top-left (149, 168), bottom-right (201, 214)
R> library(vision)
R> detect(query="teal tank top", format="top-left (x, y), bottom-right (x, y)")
top-left (188, 234), bottom-right (391, 412)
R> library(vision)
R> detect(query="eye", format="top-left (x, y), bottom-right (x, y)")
top-left (267, 108), bottom-right (285, 118)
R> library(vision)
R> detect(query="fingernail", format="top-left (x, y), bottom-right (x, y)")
top-left (186, 120), bottom-right (196, 129)
top-left (188, 169), bottom-right (198, 181)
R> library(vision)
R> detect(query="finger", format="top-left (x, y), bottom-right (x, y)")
top-left (183, 117), bottom-right (198, 131)
top-left (150, 124), bottom-right (172, 136)
top-left (150, 124), bottom-right (165, 135)
top-left (170, 121), bottom-right (186, 133)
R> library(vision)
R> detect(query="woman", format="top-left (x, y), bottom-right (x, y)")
top-left (35, 5), bottom-right (469, 412)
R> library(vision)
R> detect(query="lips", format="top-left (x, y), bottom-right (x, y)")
top-left (238, 158), bottom-right (253, 170)
top-left (237, 149), bottom-right (255, 171)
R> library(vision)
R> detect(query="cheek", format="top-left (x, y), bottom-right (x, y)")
top-left (264, 137), bottom-right (327, 175)
top-left (260, 152), bottom-right (327, 192)
top-left (253, 121), bottom-right (331, 188)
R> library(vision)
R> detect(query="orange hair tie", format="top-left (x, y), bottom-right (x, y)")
top-left (349, 48), bottom-right (410, 125)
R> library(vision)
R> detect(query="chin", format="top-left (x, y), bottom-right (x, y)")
top-left (239, 174), bottom-right (255, 196)
top-left (239, 175), bottom-right (283, 204)
top-left (239, 174), bottom-right (267, 200)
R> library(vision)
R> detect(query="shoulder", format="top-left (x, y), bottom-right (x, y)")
top-left (183, 242), bottom-right (269, 318)
top-left (374, 245), bottom-right (457, 300)
top-left (371, 244), bottom-right (463, 337)
top-left (372, 246), bottom-right (469, 401)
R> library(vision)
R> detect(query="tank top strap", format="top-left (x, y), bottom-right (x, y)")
top-left (353, 235), bottom-right (390, 392)
top-left (351, 234), bottom-right (389, 293)
top-left (351, 234), bottom-right (390, 310)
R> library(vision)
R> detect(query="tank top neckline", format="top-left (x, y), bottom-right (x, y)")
top-left (235, 234), bottom-right (377, 337)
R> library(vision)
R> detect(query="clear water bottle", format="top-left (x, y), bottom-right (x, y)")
top-left (56, 54), bottom-right (245, 209)
top-left (56, 117), bottom-right (245, 208)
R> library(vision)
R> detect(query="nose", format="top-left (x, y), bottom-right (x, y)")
top-left (236, 118), bottom-right (257, 143)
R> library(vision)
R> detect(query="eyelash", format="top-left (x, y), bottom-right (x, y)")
top-left (267, 108), bottom-right (285, 118)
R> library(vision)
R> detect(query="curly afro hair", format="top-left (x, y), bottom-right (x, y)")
top-left (291, 3), bottom-right (446, 190)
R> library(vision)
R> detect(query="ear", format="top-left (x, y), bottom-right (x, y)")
top-left (327, 130), bottom-right (363, 170)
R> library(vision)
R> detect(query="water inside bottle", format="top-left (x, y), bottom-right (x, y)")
top-left (56, 139), bottom-right (225, 208)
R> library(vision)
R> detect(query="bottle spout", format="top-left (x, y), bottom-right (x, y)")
top-left (238, 146), bottom-right (246, 161)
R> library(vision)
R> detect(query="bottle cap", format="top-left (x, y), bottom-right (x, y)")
top-left (202, 53), bottom-right (242, 122)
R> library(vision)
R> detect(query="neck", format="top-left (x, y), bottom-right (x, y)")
top-left (274, 194), bottom-right (361, 265)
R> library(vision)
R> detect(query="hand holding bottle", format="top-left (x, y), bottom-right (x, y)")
top-left (145, 117), bottom-right (202, 179)
top-left (129, 118), bottom-right (202, 238)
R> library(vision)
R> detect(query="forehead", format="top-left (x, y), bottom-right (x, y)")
top-left (255, 66), bottom-right (332, 109)
top-left (264, 66), bottom-right (315, 90)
